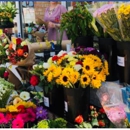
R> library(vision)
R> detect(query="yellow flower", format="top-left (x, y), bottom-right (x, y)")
top-left (91, 79), bottom-right (101, 89)
top-left (103, 60), bottom-right (109, 75)
top-left (7, 105), bottom-right (18, 113)
top-left (47, 72), bottom-right (53, 82)
top-left (0, 108), bottom-right (8, 112)
top-left (15, 101), bottom-right (26, 108)
top-left (70, 71), bottom-right (79, 84)
top-left (53, 66), bottom-right (62, 78)
top-left (24, 101), bottom-right (36, 108)
top-left (13, 97), bottom-right (23, 105)
top-left (62, 67), bottom-right (73, 74)
top-left (59, 73), bottom-right (70, 86)
top-left (80, 74), bottom-right (90, 88)
top-left (98, 69), bottom-right (106, 82)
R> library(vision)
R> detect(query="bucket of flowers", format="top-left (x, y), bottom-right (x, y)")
top-left (31, 47), bottom-right (109, 123)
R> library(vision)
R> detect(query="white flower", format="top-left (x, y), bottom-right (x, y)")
top-left (6, 50), bottom-right (9, 55)
top-left (39, 65), bottom-right (43, 68)
top-left (43, 62), bottom-right (50, 69)
top-left (32, 64), bottom-right (38, 69)
top-left (10, 90), bottom-right (18, 97)
top-left (20, 91), bottom-right (30, 101)
top-left (74, 64), bottom-right (82, 71)
top-left (68, 51), bottom-right (76, 56)
top-left (57, 50), bottom-right (67, 57)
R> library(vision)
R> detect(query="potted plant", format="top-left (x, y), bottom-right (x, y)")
top-left (0, 2), bottom-right (17, 28)
top-left (60, 2), bottom-right (99, 47)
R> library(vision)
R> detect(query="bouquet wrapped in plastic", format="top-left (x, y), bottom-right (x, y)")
top-left (96, 82), bottom-right (126, 127)
top-left (88, 2), bottom-right (130, 41)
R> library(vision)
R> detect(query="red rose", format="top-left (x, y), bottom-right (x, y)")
top-left (99, 108), bottom-right (105, 114)
top-left (17, 105), bottom-right (25, 113)
top-left (22, 45), bottom-right (28, 52)
top-left (75, 115), bottom-right (83, 124)
top-left (30, 75), bottom-right (39, 86)
top-left (98, 120), bottom-right (105, 127)
top-left (3, 71), bottom-right (9, 79)
top-left (52, 55), bottom-right (59, 61)
top-left (16, 38), bottom-right (22, 45)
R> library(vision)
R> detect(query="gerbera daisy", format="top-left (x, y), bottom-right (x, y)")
top-left (12, 117), bottom-right (24, 128)
top-left (80, 74), bottom-right (90, 88)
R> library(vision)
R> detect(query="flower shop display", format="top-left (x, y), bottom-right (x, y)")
top-left (0, 2), bottom-right (17, 28)
top-left (96, 82), bottom-right (127, 128)
top-left (61, 2), bottom-right (99, 47)
top-left (88, 2), bottom-right (130, 84)
top-left (31, 49), bottom-right (109, 123)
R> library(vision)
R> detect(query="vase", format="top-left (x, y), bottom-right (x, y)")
top-left (0, 20), bottom-right (14, 28)
top-left (43, 85), bottom-right (64, 117)
top-left (98, 37), bottom-right (118, 81)
top-left (74, 36), bottom-right (93, 48)
top-left (64, 87), bottom-right (90, 123)
top-left (116, 41), bottom-right (130, 84)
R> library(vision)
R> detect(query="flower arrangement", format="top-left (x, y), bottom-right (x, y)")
top-left (89, 2), bottom-right (130, 41)
top-left (31, 49), bottom-right (109, 89)
top-left (61, 2), bottom-right (99, 43)
top-left (0, 32), bottom-right (10, 64)
top-left (75, 105), bottom-right (115, 128)
top-left (7, 38), bottom-right (29, 64)
top-left (0, 90), bottom-right (48, 128)
top-left (0, 77), bottom-right (14, 108)
top-left (0, 2), bottom-right (17, 23)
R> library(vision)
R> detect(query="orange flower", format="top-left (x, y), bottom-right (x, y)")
top-left (9, 43), bottom-right (13, 50)
top-left (98, 120), bottom-right (105, 127)
top-left (75, 115), bottom-right (84, 124)
top-left (17, 49), bottom-right (24, 56)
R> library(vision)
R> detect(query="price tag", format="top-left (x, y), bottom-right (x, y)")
top-left (44, 96), bottom-right (49, 107)
top-left (0, 29), bottom-right (3, 35)
top-left (50, 52), bottom-right (55, 56)
top-left (117, 56), bottom-right (125, 67)
top-left (64, 101), bottom-right (68, 112)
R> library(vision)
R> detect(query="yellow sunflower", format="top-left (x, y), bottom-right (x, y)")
top-left (91, 79), bottom-right (101, 89)
top-left (70, 71), bottom-right (80, 84)
top-left (59, 73), bottom-right (70, 86)
top-left (82, 60), bottom-right (95, 76)
top-left (80, 74), bottom-right (90, 88)
top-left (53, 66), bottom-right (62, 78)
top-left (62, 67), bottom-right (74, 74)
top-left (99, 69), bottom-right (106, 82)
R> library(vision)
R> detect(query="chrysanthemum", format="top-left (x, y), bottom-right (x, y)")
top-left (80, 74), bottom-right (90, 88)
top-left (59, 73), bottom-right (69, 86)
top-left (37, 120), bottom-right (49, 128)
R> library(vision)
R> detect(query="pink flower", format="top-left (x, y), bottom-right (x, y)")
top-left (26, 108), bottom-right (36, 122)
top-left (0, 113), bottom-right (7, 124)
top-left (16, 113), bottom-right (28, 123)
top-left (12, 117), bottom-right (24, 128)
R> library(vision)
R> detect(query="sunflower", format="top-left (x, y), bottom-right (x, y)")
top-left (80, 74), bottom-right (90, 88)
top-left (59, 73), bottom-right (70, 86)
top-left (91, 79), bottom-right (101, 89)
top-left (53, 66), bottom-right (62, 78)
top-left (99, 69), bottom-right (106, 82)
top-left (62, 67), bottom-right (74, 75)
top-left (82, 61), bottom-right (95, 76)
top-left (70, 71), bottom-right (80, 84)
top-left (47, 72), bottom-right (53, 82)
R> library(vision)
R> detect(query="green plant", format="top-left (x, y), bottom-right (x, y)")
top-left (60, 2), bottom-right (99, 43)
top-left (0, 2), bottom-right (17, 22)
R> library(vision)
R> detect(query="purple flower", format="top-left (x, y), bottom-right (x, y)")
top-left (85, 47), bottom-right (95, 52)
top-left (36, 106), bottom-right (48, 119)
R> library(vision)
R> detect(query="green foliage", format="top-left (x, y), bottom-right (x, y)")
top-left (61, 2), bottom-right (99, 43)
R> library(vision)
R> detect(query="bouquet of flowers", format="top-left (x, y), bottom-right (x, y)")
top-left (31, 49), bottom-right (109, 90)
top-left (88, 2), bottom-right (130, 41)
top-left (0, 90), bottom-right (48, 128)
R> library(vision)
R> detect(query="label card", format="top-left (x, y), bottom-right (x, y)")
top-left (64, 101), bottom-right (68, 112)
top-left (117, 56), bottom-right (125, 67)
top-left (44, 96), bottom-right (49, 107)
